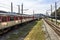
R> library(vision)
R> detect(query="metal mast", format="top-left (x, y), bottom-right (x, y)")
top-left (18, 5), bottom-right (20, 14)
top-left (11, 2), bottom-right (13, 13)
top-left (55, 2), bottom-right (57, 24)
top-left (21, 3), bottom-right (23, 14)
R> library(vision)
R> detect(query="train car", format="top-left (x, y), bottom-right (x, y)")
top-left (0, 12), bottom-right (36, 35)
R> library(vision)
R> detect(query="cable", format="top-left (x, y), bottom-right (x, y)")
top-left (0, 3), bottom-right (10, 7)
top-left (0, 3), bottom-right (18, 9)
top-left (0, 6), bottom-right (10, 9)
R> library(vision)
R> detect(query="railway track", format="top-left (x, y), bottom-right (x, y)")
top-left (44, 19), bottom-right (60, 36)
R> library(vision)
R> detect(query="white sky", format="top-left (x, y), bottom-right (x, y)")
top-left (0, 0), bottom-right (60, 15)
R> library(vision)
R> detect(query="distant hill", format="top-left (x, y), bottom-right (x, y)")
top-left (34, 14), bottom-right (45, 18)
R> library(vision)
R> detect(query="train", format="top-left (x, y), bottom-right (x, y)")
top-left (0, 13), bottom-right (35, 22)
top-left (0, 12), bottom-right (37, 35)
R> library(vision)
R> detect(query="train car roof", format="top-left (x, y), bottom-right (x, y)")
top-left (0, 13), bottom-right (33, 17)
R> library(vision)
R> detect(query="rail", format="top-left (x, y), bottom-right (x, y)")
top-left (44, 19), bottom-right (60, 36)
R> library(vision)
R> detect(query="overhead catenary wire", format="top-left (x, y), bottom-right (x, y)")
top-left (47, 0), bottom-right (60, 12)
top-left (0, 2), bottom-right (18, 12)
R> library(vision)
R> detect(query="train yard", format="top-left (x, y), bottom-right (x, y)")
top-left (0, 0), bottom-right (60, 40)
top-left (0, 12), bottom-right (37, 35)
top-left (0, 10), bottom-right (60, 40)
top-left (0, 21), bottom-right (36, 40)
top-left (44, 19), bottom-right (60, 36)
top-left (43, 19), bottom-right (60, 40)
top-left (0, 18), bottom-right (60, 40)
top-left (0, 19), bottom-right (46, 40)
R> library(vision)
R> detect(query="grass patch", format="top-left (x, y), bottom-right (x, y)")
top-left (7, 20), bottom-right (37, 40)
top-left (24, 20), bottom-right (45, 40)
top-left (7, 34), bottom-right (19, 40)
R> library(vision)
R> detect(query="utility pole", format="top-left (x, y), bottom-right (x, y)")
top-left (46, 11), bottom-right (49, 19)
top-left (18, 5), bottom-right (20, 14)
top-left (51, 5), bottom-right (52, 16)
top-left (21, 3), bottom-right (23, 23)
top-left (33, 10), bottom-right (34, 20)
top-left (51, 5), bottom-right (52, 21)
top-left (55, 2), bottom-right (57, 24)
top-left (21, 3), bottom-right (23, 14)
top-left (46, 11), bottom-right (47, 18)
top-left (11, 2), bottom-right (13, 13)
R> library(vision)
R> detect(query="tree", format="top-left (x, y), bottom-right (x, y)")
top-left (51, 7), bottom-right (60, 19)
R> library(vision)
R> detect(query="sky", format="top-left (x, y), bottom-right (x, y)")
top-left (0, 0), bottom-right (60, 15)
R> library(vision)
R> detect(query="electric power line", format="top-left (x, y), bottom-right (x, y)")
top-left (0, 6), bottom-right (10, 9)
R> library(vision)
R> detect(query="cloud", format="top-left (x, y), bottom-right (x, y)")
top-left (23, 0), bottom-right (51, 14)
